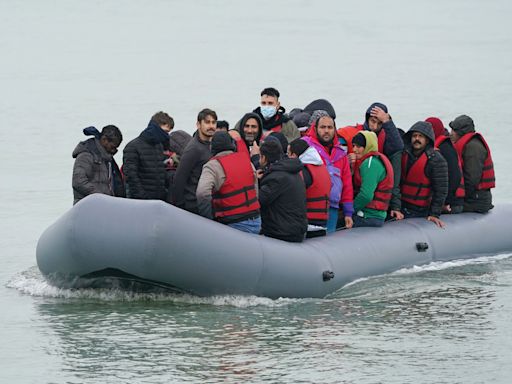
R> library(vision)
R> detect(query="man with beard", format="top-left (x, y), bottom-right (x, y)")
top-left (400, 121), bottom-right (448, 227)
top-left (337, 102), bottom-right (404, 220)
top-left (123, 111), bottom-right (173, 201)
top-left (236, 112), bottom-right (263, 167)
top-left (235, 87), bottom-right (300, 143)
top-left (173, 108), bottom-right (217, 213)
top-left (303, 115), bottom-right (354, 232)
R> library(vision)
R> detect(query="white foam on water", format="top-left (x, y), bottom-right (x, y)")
top-left (5, 266), bottom-right (303, 308)
top-left (392, 252), bottom-right (512, 275)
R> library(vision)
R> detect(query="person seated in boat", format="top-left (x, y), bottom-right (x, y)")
top-left (337, 102), bottom-right (404, 220)
top-left (72, 125), bottom-right (125, 205)
top-left (123, 111), bottom-right (173, 201)
top-left (216, 120), bottom-right (229, 132)
top-left (196, 131), bottom-right (261, 234)
top-left (425, 117), bottom-right (464, 214)
top-left (302, 112), bottom-right (354, 232)
top-left (287, 138), bottom-right (331, 238)
top-left (165, 130), bottom-right (192, 204)
top-left (449, 115), bottom-right (495, 213)
top-left (400, 121), bottom-right (448, 227)
top-left (173, 108), bottom-right (217, 213)
top-left (257, 140), bottom-right (307, 242)
top-left (235, 112), bottom-right (264, 167)
top-left (350, 131), bottom-right (394, 227)
top-left (234, 87), bottom-right (300, 143)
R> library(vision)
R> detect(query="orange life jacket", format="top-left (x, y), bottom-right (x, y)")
top-left (212, 152), bottom-right (260, 223)
top-left (304, 163), bottom-right (331, 223)
top-left (401, 152), bottom-right (432, 208)
top-left (434, 135), bottom-right (465, 198)
top-left (353, 152), bottom-right (394, 211)
top-left (337, 124), bottom-right (386, 153)
top-left (453, 132), bottom-right (495, 190)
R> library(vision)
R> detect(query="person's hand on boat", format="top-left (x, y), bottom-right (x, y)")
top-left (390, 210), bottom-right (404, 220)
top-left (370, 106), bottom-right (390, 123)
top-left (442, 204), bottom-right (452, 213)
top-left (427, 215), bottom-right (445, 228)
top-left (344, 216), bottom-right (353, 229)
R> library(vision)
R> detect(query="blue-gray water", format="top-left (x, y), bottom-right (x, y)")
top-left (1, 1), bottom-right (512, 383)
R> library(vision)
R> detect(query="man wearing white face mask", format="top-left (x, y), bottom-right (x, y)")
top-left (235, 87), bottom-right (300, 143)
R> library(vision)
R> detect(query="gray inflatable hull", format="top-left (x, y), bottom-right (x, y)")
top-left (36, 194), bottom-right (512, 298)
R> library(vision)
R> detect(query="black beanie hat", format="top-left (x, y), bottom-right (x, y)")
top-left (352, 132), bottom-right (366, 148)
top-left (211, 131), bottom-right (235, 155)
top-left (268, 132), bottom-right (288, 154)
top-left (289, 138), bottom-right (309, 156)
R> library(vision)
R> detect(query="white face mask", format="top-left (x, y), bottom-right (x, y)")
top-left (260, 105), bottom-right (277, 120)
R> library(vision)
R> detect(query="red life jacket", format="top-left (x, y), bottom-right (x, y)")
top-left (337, 124), bottom-right (385, 153)
top-left (453, 132), bottom-right (496, 190)
top-left (211, 152), bottom-right (260, 223)
top-left (337, 124), bottom-right (362, 153)
top-left (353, 152), bottom-right (394, 211)
top-left (401, 152), bottom-right (432, 208)
top-left (304, 163), bottom-right (330, 223)
top-left (434, 136), bottom-right (465, 198)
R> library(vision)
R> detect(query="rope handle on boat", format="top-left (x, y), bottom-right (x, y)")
top-left (416, 242), bottom-right (429, 252)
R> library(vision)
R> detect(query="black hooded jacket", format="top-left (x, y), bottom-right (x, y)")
top-left (259, 157), bottom-right (307, 242)
top-left (402, 122), bottom-right (448, 217)
top-left (123, 121), bottom-right (169, 200)
top-left (237, 112), bottom-right (264, 168)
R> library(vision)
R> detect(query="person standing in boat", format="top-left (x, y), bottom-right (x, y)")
top-left (258, 140), bottom-right (307, 242)
top-left (350, 131), bottom-right (394, 227)
top-left (173, 108), bottom-right (217, 213)
top-left (337, 102), bottom-right (404, 220)
top-left (72, 125), bottom-right (125, 205)
top-left (234, 87), bottom-right (300, 142)
top-left (302, 112), bottom-right (354, 232)
top-left (123, 111), bottom-right (173, 201)
top-left (425, 117), bottom-right (465, 214)
top-left (196, 131), bottom-right (261, 234)
top-left (287, 138), bottom-right (331, 238)
top-left (165, 130), bottom-right (192, 204)
top-left (400, 121), bottom-right (448, 227)
top-left (449, 115), bottom-right (495, 213)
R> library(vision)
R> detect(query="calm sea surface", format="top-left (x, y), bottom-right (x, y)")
top-left (1, 1), bottom-right (512, 383)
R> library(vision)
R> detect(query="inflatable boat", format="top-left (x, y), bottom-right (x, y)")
top-left (36, 194), bottom-right (512, 299)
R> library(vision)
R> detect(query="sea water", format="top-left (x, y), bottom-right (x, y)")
top-left (1, 1), bottom-right (512, 383)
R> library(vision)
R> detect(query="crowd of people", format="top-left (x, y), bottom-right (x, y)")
top-left (72, 87), bottom-right (496, 242)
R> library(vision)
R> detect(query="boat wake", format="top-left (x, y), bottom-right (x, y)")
top-left (5, 266), bottom-right (303, 308)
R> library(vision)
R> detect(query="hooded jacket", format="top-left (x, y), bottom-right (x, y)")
top-left (352, 131), bottom-right (393, 220)
top-left (172, 130), bottom-right (212, 213)
top-left (123, 120), bottom-right (170, 200)
top-left (72, 135), bottom-right (125, 205)
top-left (259, 157), bottom-right (307, 242)
top-left (302, 123), bottom-right (354, 217)
top-left (401, 121), bottom-right (448, 217)
top-left (235, 106), bottom-right (300, 143)
top-left (363, 102), bottom-right (404, 156)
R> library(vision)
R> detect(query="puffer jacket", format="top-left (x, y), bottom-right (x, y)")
top-left (72, 137), bottom-right (125, 205)
top-left (123, 120), bottom-right (169, 200)
top-left (259, 157), bottom-right (307, 242)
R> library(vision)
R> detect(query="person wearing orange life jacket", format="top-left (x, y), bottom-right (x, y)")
top-left (449, 115), bottom-right (495, 213)
top-left (287, 138), bottom-right (331, 238)
top-left (401, 121), bottom-right (448, 228)
top-left (196, 131), bottom-right (261, 234)
top-left (337, 102), bottom-right (404, 220)
top-left (425, 117), bottom-right (464, 214)
top-left (351, 131), bottom-right (394, 227)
